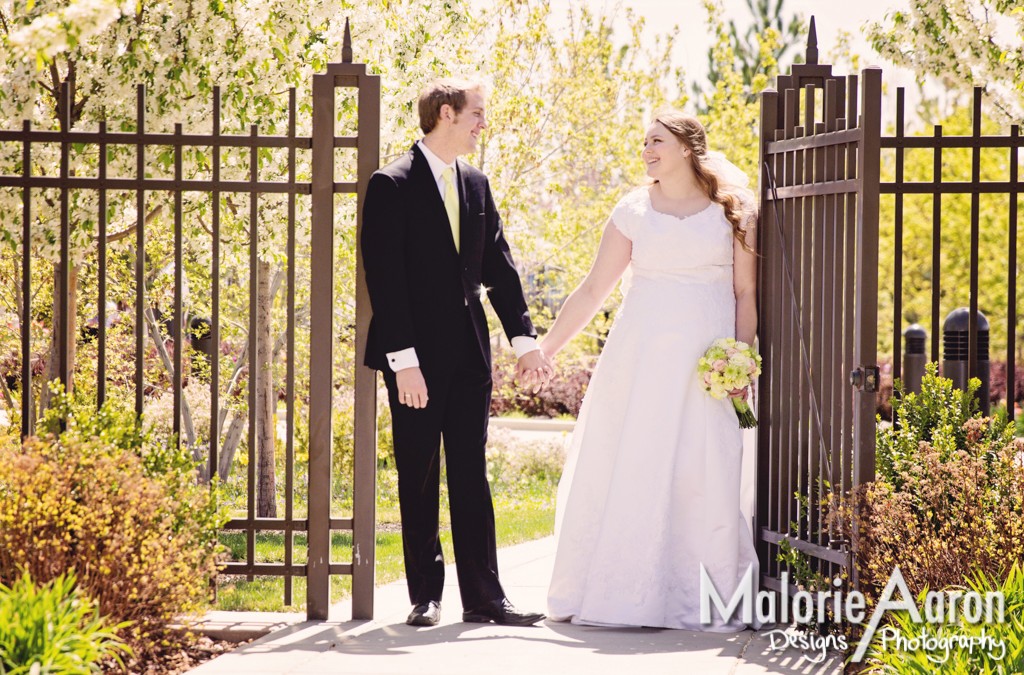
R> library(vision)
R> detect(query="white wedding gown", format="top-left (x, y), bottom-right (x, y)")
top-left (547, 187), bottom-right (759, 631)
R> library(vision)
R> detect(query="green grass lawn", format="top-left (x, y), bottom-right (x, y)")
top-left (214, 481), bottom-right (555, 612)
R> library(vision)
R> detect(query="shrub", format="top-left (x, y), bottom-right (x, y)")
top-left (862, 563), bottom-right (1024, 674)
top-left (875, 363), bottom-right (1012, 490)
top-left (490, 348), bottom-right (593, 418)
top-left (0, 570), bottom-right (130, 675)
top-left (485, 427), bottom-right (566, 492)
top-left (828, 364), bottom-right (1024, 606)
top-left (0, 391), bottom-right (229, 647)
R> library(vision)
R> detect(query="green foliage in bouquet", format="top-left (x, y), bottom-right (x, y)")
top-left (0, 570), bottom-right (130, 674)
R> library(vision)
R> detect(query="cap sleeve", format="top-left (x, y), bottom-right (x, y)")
top-left (610, 188), bottom-right (645, 241)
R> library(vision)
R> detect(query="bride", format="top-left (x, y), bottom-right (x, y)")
top-left (542, 111), bottom-right (760, 630)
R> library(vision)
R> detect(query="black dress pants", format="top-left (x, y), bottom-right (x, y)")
top-left (382, 316), bottom-right (504, 609)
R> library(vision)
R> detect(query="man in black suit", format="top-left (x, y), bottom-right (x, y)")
top-left (362, 79), bottom-right (551, 627)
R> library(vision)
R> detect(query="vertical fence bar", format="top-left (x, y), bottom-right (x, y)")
top-left (58, 82), bottom-right (71, 390)
top-left (135, 85), bottom-right (146, 418)
top-left (353, 68), bottom-right (381, 619)
top-left (284, 87), bottom-right (297, 606)
top-left (779, 103), bottom-right (795, 562)
top-left (770, 130), bottom-right (786, 580)
top-left (756, 88), bottom-right (778, 583)
top-left (792, 116), bottom-right (806, 549)
top-left (210, 87), bottom-right (221, 481)
top-left (308, 70), bottom-right (334, 620)
top-left (247, 124), bottom-right (258, 579)
top-left (790, 112), bottom-right (806, 549)
top-left (822, 79), bottom-right (839, 551)
top-left (842, 73), bottom-right (859, 502)
top-left (21, 120), bottom-right (31, 438)
top-left (968, 88), bottom-right (982, 383)
top-left (173, 123), bottom-right (183, 444)
top-left (853, 67), bottom-right (881, 488)
top-left (98, 121), bottom-right (108, 407)
top-left (1009, 125), bottom-right (1019, 420)
top-left (812, 119), bottom-right (827, 562)
top-left (931, 125), bottom-right (943, 364)
top-left (893, 88), bottom-right (905, 382)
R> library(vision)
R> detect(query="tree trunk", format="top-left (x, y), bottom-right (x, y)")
top-left (256, 259), bottom-right (277, 518)
top-left (39, 262), bottom-right (78, 413)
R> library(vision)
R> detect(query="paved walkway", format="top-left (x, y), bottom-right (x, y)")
top-left (189, 537), bottom-right (844, 675)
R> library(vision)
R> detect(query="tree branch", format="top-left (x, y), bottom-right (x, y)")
top-left (144, 307), bottom-right (198, 454)
top-left (99, 204), bottom-right (164, 244)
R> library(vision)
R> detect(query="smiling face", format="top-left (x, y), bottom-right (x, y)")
top-left (643, 121), bottom-right (692, 180)
top-left (448, 90), bottom-right (487, 155)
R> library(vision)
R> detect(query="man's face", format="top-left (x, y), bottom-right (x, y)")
top-left (449, 90), bottom-right (487, 155)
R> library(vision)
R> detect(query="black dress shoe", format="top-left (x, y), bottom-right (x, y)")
top-left (462, 598), bottom-right (545, 626)
top-left (406, 600), bottom-right (441, 626)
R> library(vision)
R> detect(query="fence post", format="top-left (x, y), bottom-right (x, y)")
top-left (852, 67), bottom-right (882, 488)
top-left (352, 49), bottom-right (380, 620)
top-left (307, 65), bottom-right (334, 621)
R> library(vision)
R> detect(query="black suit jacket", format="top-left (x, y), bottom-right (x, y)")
top-left (361, 144), bottom-right (536, 374)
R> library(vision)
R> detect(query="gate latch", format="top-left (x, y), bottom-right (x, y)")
top-left (849, 365), bottom-right (880, 392)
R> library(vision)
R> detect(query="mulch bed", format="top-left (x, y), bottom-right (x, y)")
top-left (103, 633), bottom-right (253, 675)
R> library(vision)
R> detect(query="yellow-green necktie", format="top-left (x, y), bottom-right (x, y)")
top-left (442, 167), bottom-right (460, 253)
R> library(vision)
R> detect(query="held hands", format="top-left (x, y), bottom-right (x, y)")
top-left (516, 349), bottom-right (554, 394)
top-left (396, 367), bottom-right (429, 409)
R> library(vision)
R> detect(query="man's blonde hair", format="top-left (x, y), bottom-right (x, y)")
top-left (418, 78), bottom-right (485, 134)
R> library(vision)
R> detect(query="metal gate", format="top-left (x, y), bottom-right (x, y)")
top-left (0, 22), bottom-right (379, 621)
top-left (754, 20), bottom-right (882, 591)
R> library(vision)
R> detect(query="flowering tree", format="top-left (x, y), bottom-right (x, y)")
top-left (470, 0), bottom-right (675, 353)
top-left (696, 0), bottom-right (803, 110)
top-left (866, 0), bottom-right (1024, 122)
top-left (0, 0), bottom-right (474, 515)
top-left (698, 0), bottom-right (780, 182)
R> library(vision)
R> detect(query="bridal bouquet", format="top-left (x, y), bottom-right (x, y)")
top-left (698, 338), bottom-right (762, 428)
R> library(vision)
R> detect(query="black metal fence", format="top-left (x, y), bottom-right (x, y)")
top-left (883, 86), bottom-right (1024, 416)
top-left (0, 24), bottom-right (379, 621)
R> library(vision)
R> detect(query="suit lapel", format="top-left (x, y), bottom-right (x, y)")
top-left (456, 160), bottom-right (476, 263)
top-left (410, 144), bottom-right (459, 255)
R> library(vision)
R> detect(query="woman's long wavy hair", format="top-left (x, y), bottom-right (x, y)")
top-left (650, 110), bottom-right (756, 253)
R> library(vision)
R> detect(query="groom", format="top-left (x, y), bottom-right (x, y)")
top-left (361, 78), bottom-right (551, 627)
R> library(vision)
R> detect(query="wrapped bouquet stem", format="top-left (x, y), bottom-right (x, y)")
top-left (697, 338), bottom-right (762, 428)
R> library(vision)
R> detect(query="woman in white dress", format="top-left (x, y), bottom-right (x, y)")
top-left (542, 111), bottom-right (759, 631)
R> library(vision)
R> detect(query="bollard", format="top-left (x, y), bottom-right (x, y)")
top-left (942, 308), bottom-right (990, 416)
top-left (902, 324), bottom-right (927, 395)
top-left (189, 316), bottom-right (213, 376)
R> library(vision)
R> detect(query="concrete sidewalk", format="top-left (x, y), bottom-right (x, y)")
top-left (188, 537), bottom-right (844, 675)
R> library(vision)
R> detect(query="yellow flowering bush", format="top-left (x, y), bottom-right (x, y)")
top-left (0, 394), bottom-right (228, 649)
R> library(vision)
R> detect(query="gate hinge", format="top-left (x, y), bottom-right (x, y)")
top-left (849, 365), bottom-right (880, 392)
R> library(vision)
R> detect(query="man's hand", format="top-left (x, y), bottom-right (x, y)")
top-left (516, 350), bottom-right (553, 394)
top-left (396, 367), bottom-right (429, 409)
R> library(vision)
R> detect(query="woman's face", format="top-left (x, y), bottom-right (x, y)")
top-left (642, 121), bottom-right (692, 180)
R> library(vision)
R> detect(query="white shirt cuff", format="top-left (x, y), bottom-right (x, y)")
top-left (511, 336), bottom-right (539, 359)
top-left (386, 347), bottom-right (419, 372)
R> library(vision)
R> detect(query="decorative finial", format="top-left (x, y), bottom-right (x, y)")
top-left (806, 16), bottom-right (818, 65)
top-left (342, 18), bottom-right (353, 63)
